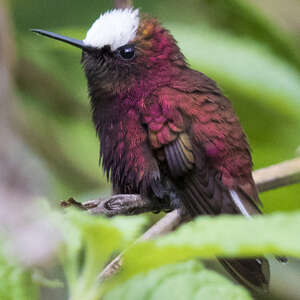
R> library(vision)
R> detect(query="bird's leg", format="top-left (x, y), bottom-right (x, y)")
top-left (82, 194), bottom-right (167, 217)
top-left (62, 178), bottom-right (180, 217)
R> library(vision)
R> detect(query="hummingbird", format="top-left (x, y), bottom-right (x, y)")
top-left (32, 8), bottom-right (271, 291)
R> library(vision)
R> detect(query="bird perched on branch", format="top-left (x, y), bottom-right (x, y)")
top-left (32, 8), bottom-right (271, 291)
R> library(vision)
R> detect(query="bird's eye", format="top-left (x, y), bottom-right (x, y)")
top-left (117, 44), bottom-right (135, 60)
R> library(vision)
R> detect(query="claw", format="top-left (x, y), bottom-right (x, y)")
top-left (61, 198), bottom-right (86, 210)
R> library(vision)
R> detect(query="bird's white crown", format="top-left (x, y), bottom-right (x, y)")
top-left (83, 8), bottom-right (140, 51)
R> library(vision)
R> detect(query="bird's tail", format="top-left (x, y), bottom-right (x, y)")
top-left (181, 171), bottom-right (282, 292)
top-left (220, 189), bottom-right (270, 291)
top-left (219, 257), bottom-right (270, 292)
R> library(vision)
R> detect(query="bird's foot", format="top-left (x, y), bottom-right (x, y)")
top-left (81, 194), bottom-right (160, 217)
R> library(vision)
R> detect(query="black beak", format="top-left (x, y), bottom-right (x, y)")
top-left (31, 29), bottom-right (91, 52)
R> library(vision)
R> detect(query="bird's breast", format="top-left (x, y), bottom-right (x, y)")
top-left (97, 107), bottom-right (155, 194)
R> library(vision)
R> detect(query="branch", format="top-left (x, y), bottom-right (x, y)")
top-left (254, 158), bottom-right (300, 193)
top-left (96, 157), bottom-right (300, 281)
top-left (114, 0), bottom-right (133, 9)
top-left (98, 209), bottom-right (186, 282)
top-left (82, 194), bottom-right (160, 217)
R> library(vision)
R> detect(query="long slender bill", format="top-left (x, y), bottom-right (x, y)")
top-left (31, 29), bottom-right (91, 51)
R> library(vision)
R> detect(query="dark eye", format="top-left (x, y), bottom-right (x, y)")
top-left (118, 44), bottom-right (135, 60)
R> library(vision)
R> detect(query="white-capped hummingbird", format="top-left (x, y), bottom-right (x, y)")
top-left (32, 8), bottom-right (273, 291)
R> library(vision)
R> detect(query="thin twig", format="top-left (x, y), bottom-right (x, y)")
top-left (97, 157), bottom-right (300, 281)
top-left (114, 0), bottom-right (133, 9)
top-left (98, 209), bottom-right (185, 282)
top-left (254, 158), bottom-right (300, 192)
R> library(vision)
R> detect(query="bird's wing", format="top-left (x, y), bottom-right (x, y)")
top-left (145, 87), bottom-right (260, 217)
top-left (164, 132), bottom-right (230, 216)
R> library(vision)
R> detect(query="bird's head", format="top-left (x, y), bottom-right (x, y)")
top-left (32, 8), bottom-right (186, 98)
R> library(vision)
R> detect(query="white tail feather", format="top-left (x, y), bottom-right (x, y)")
top-left (229, 190), bottom-right (251, 217)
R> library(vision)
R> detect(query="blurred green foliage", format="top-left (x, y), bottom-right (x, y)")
top-left (120, 212), bottom-right (300, 285)
top-left (0, 245), bottom-right (39, 300)
top-left (55, 210), bottom-right (147, 300)
top-left (3, 209), bottom-right (300, 300)
top-left (4, 0), bottom-right (300, 299)
top-left (104, 260), bottom-right (252, 300)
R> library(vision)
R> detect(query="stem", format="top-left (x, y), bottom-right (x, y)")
top-left (114, 0), bottom-right (133, 9)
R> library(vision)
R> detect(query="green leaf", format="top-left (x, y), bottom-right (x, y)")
top-left (57, 210), bottom-right (149, 300)
top-left (199, 0), bottom-right (300, 71)
top-left (121, 212), bottom-right (300, 280)
top-left (0, 244), bottom-right (39, 300)
top-left (59, 210), bottom-right (123, 300)
top-left (104, 260), bottom-right (252, 300)
top-left (110, 215), bottom-right (149, 244)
